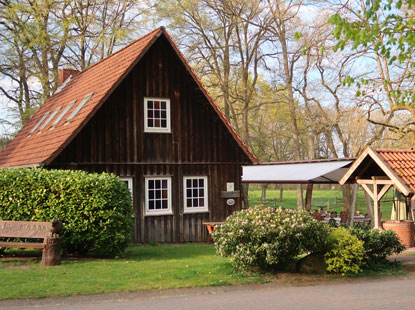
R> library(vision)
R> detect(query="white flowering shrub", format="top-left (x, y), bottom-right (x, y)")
top-left (212, 205), bottom-right (330, 269)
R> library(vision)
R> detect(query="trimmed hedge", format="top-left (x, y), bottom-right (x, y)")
top-left (0, 168), bottom-right (133, 257)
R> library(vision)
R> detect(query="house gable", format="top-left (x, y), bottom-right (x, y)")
top-left (51, 35), bottom-right (252, 165)
top-left (0, 28), bottom-right (256, 168)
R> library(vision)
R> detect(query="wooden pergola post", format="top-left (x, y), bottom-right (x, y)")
top-left (356, 177), bottom-right (393, 229)
top-left (305, 184), bottom-right (313, 211)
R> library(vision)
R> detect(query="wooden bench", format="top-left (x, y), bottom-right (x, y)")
top-left (0, 219), bottom-right (63, 266)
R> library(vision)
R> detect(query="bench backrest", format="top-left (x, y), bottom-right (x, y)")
top-left (0, 220), bottom-right (51, 239)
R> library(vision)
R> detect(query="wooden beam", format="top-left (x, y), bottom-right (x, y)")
top-left (361, 183), bottom-right (375, 201)
top-left (373, 178), bottom-right (380, 229)
top-left (349, 184), bottom-right (357, 226)
top-left (364, 190), bottom-right (374, 221)
top-left (378, 184), bottom-right (392, 201)
top-left (356, 178), bottom-right (394, 185)
top-left (305, 184), bottom-right (313, 211)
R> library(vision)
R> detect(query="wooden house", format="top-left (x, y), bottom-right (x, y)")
top-left (0, 27), bottom-right (258, 242)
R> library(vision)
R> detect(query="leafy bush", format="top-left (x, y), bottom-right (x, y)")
top-left (349, 225), bottom-right (405, 263)
top-left (0, 168), bottom-right (133, 257)
top-left (325, 227), bottom-right (366, 275)
top-left (212, 205), bottom-right (330, 269)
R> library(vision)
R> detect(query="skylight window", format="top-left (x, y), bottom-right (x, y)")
top-left (39, 107), bottom-right (61, 131)
top-left (52, 100), bottom-right (76, 126)
top-left (55, 75), bottom-right (72, 94)
top-left (28, 112), bottom-right (50, 135)
top-left (66, 92), bottom-right (94, 122)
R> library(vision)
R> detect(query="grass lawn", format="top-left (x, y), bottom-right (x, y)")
top-left (248, 188), bottom-right (394, 220)
top-left (0, 244), bottom-right (266, 300)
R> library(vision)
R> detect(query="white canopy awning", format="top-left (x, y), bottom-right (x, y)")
top-left (242, 159), bottom-right (354, 184)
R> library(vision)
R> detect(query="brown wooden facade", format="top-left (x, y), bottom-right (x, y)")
top-left (49, 35), bottom-right (253, 242)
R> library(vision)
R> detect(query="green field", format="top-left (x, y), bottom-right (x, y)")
top-left (0, 244), bottom-right (265, 300)
top-left (248, 188), bottom-right (395, 220)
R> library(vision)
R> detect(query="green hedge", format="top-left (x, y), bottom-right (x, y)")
top-left (0, 168), bottom-right (133, 257)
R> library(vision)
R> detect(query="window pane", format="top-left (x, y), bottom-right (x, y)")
top-left (186, 179), bottom-right (192, 187)
top-left (187, 199), bottom-right (192, 207)
top-left (156, 200), bottom-right (161, 209)
top-left (162, 180), bottom-right (167, 188)
top-left (162, 200), bottom-right (168, 209)
top-left (161, 111), bottom-right (166, 118)
top-left (149, 190), bottom-right (154, 199)
top-left (148, 110), bottom-right (153, 118)
top-left (193, 199), bottom-right (199, 207)
top-left (148, 119), bottom-right (153, 127)
top-left (199, 189), bottom-right (204, 197)
top-left (155, 101), bottom-right (160, 109)
top-left (154, 110), bottom-right (160, 118)
top-left (193, 189), bottom-right (198, 197)
top-left (199, 179), bottom-right (204, 187)
top-left (161, 120), bottom-right (166, 128)
top-left (155, 180), bottom-right (161, 188)
top-left (187, 189), bottom-right (192, 198)
top-left (154, 119), bottom-right (160, 127)
top-left (162, 190), bottom-right (168, 199)
top-left (199, 198), bottom-right (204, 207)
top-left (193, 179), bottom-right (198, 187)
top-left (156, 190), bottom-right (161, 199)
top-left (149, 180), bottom-right (154, 189)
top-left (147, 101), bottom-right (153, 109)
top-left (161, 101), bottom-right (166, 109)
top-left (149, 201), bottom-right (154, 210)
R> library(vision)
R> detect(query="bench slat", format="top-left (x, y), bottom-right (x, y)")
top-left (0, 220), bottom-right (50, 239)
top-left (0, 241), bottom-right (44, 249)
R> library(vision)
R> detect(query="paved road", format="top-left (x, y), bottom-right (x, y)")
top-left (2, 275), bottom-right (415, 310)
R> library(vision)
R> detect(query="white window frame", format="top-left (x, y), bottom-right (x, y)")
top-left (183, 176), bottom-right (209, 213)
top-left (120, 177), bottom-right (133, 199)
top-left (145, 176), bottom-right (172, 216)
top-left (144, 97), bottom-right (171, 133)
top-left (120, 177), bottom-right (134, 217)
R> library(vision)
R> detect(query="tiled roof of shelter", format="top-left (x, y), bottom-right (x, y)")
top-left (0, 27), bottom-right (257, 167)
top-left (377, 149), bottom-right (415, 192)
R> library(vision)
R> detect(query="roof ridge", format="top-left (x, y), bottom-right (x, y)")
top-left (376, 148), bottom-right (415, 153)
top-left (73, 27), bottom-right (164, 78)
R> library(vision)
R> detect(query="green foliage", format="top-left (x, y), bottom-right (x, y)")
top-left (325, 227), bottom-right (366, 275)
top-left (349, 225), bottom-right (405, 263)
top-left (212, 205), bottom-right (330, 269)
top-left (0, 168), bottom-right (133, 257)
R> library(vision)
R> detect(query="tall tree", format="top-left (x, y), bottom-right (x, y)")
top-left (329, 0), bottom-right (415, 143)
top-left (0, 0), bottom-right (148, 129)
top-left (155, 0), bottom-right (267, 146)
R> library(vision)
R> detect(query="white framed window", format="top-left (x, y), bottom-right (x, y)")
top-left (120, 177), bottom-right (133, 199)
top-left (183, 176), bottom-right (208, 213)
top-left (144, 97), bottom-right (171, 133)
top-left (145, 176), bottom-right (172, 216)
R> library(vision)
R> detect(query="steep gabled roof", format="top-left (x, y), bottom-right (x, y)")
top-left (339, 147), bottom-right (414, 196)
top-left (0, 27), bottom-right (257, 167)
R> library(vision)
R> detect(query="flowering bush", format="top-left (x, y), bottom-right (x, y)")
top-left (212, 205), bottom-right (330, 269)
top-left (349, 225), bottom-right (405, 263)
top-left (325, 227), bottom-right (366, 275)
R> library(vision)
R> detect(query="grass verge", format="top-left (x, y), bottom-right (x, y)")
top-left (0, 244), bottom-right (266, 300)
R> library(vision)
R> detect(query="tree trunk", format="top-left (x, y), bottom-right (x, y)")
top-left (279, 185), bottom-right (283, 202)
top-left (261, 184), bottom-right (268, 203)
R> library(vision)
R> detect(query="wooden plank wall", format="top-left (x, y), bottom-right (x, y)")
top-left (51, 35), bottom-right (251, 242)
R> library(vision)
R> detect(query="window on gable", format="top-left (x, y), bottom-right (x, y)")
top-left (183, 176), bottom-right (208, 213)
top-left (145, 176), bottom-right (172, 216)
top-left (144, 97), bottom-right (171, 133)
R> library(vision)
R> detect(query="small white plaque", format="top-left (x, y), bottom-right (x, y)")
top-left (226, 182), bottom-right (234, 192)
top-left (226, 199), bottom-right (235, 206)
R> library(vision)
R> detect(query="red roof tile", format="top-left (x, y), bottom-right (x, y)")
top-left (0, 28), bottom-right (257, 167)
top-left (377, 149), bottom-right (415, 193)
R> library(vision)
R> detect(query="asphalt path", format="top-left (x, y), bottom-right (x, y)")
top-left (2, 274), bottom-right (415, 310)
